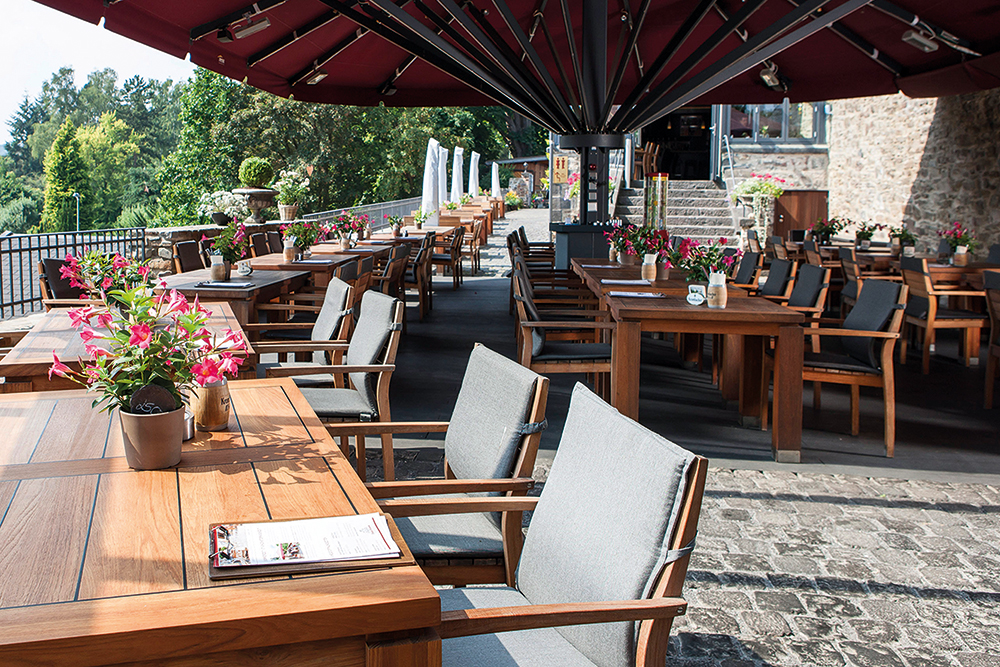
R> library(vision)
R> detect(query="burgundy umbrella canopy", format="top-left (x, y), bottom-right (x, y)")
top-left (33, 0), bottom-right (1000, 133)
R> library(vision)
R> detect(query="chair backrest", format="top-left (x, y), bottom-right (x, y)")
top-left (840, 251), bottom-right (863, 301)
top-left (759, 258), bottom-right (794, 297)
top-left (517, 383), bottom-right (704, 667)
top-left (899, 255), bottom-right (933, 304)
top-left (517, 226), bottom-right (530, 249)
top-left (420, 231), bottom-right (437, 251)
top-left (987, 244), bottom-right (1000, 264)
top-left (267, 231), bottom-right (283, 253)
top-left (733, 251), bottom-right (760, 285)
top-left (450, 226), bottom-right (466, 255)
top-left (787, 263), bottom-right (829, 309)
top-left (199, 231), bottom-right (219, 266)
top-left (985, 271), bottom-right (1000, 346)
top-left (336, 257), bottom-right (359, 283)
top-left (789, 229), bottom-right (807, 243)
top-left (803, 240), bottom-right (822, 266)
top-left (512, 272), bottom-right (546, 358)
top-left (768, 235), bottom-right (787, 260)
top-left (173, 241), bottom-right (204, 273)
top-left (746, 229), bottom-right (761, 253)
top-left (445, 345), bottom-right (548, 487)
top-left (250, 233), bottom-right (270, 257)
top-left (841, 279), bottom-right (907, 370)
top-left (936, 238), bottom-right (952, 261)
top-left (310, 278), bottom-right (353, 363)
top-left (39, 258), bottom-right (84, 300)
top-left (346, 290), bottom-right (402, 413)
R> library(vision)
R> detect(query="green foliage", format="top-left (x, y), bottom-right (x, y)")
top-left (41, 118), bottom-right (95, 232)
top-left (115, 203), bottom-right (155, 229)
top-left (238, 156), bottom-right (273, 187)
top-left (77, 112), bottom-right (143, 227)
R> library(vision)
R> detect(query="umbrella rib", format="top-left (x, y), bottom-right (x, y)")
top-left (434, 0), bottom-right (576, 130)
top-left (632, 0), bottom-right (871, 130)
top-left (489, 0), bottom-right (582, 132)
top-left (782, 0), bottom-right (902, 75)
top-left (320, 0), bottom-right (559, 128)
top-left (607, 0), bottom-right (725, 132)
top-left (248, 10), bottom-right (341, 69)
top-left (288, 25), bottom-right (371, 86)
top-left (599, 0), bottom-right (655, 128)
top-left (534, 12), bottom-right (581, 110)
top-left (557, 0), bottom-right (589, 128)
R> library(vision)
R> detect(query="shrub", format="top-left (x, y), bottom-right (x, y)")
top-left (238, 157), bottom-right (274, 188)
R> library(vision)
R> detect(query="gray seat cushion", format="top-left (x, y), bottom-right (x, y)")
top-left (803, 350), bottom-right (879, 374)
top-left (532, 342), bottom-right (610, 362)
top-left (441, 587), bottom-right (597, 667)
top-left (395, 501), bottom-right (504, 557)
top-left (516, 384), bottom-right (694, 667)
top-left (298, 386), bottom-right (374, 419)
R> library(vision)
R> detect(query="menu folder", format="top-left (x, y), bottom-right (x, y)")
top-left (208, 513), bottom-right (416, 580)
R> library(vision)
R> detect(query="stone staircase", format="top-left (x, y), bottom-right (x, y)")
top-left (615, 180), bottom-right (741, 246)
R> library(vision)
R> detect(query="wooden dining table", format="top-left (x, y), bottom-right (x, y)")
top-left (0, 303), bottom-right (253, 393)
top-left (247, 251), bottom-right (356, 288)
top-left (0, 377), bottom-right (441, 666)
top-left (605, 294), bottom-right (805, 463)
top-left (158, 268), bottom-right (309, 327)
top-left (571, 258), bottom-right (749, 298)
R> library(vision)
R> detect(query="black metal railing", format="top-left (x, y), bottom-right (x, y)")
top-left (0, 228), bottom-right (146, 320)
top-left (303, 196), bottom-right (422, 233)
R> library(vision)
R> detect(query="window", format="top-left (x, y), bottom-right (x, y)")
top-left (726, 99), bottom-right (827, 144)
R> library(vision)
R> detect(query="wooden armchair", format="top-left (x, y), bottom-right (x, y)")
top-left (753, 258), bottom-right (796, 299)
top-left (329, 344), bottom-right (549, 586)
top-left (898, 256), bottom-right (986, 374)
top-left (249, 233), bottom-right (270, 258)
top-left (267, 231), bottom-right (283, 253)
top-left (263, 291), bottom-right (403, 481)
top-left (763, 279), bottom-right (908, 456)
top-left (983, 271), bottom-right (1000, 408)
top-left (768, 235), bottom-right (789, 261)
top-left (746, 229), bottom-right (762, 254)
top-left (731, 251), bottom-right (762, 292)
top-left (386, 383), bottom-right (706, 667)
top-left (987, 244), bottom-right (1000, 264)
top-left (432, 226), bottom-right (465, 289)
top-left (247, 277), bottom-right (353, 349)
top-left (763, 264), bottom-right (831, 352)
top-left (461, 219), bottom-right (484, 275)
top-left (172, 240), bottom-right (205, 274)
top-left (404, 247), bottom-right (433, 321)
top-left (37, 258), bottom-right (91, 310)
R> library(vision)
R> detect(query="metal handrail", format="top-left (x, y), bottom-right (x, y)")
top-left (303, 196), bottom-right (422, 232)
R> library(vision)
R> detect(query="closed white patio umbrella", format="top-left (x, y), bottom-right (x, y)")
top-left (420, 138), bottom-right (440, 222)
top-left (491, 162), bottom-right (501, 198)
top-left (450, 147), bottom-right (464, 202)
top-left (468, 152), bottom-right (480, 197)
top-left (438, 145), bottom-right (449, 207)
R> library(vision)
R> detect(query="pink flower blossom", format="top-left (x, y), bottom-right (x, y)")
top-left (218, 352), bottom-right (242, 375)
top-left (101, 276), bottom-right (114, 290)
top-left (128, 323), bottom-right (153, 348)
top-left (49, 353), bottom-right (71, 380)
top-left (112, 254), bottom-right (128, 269)
top-left (96, 311), bottom-right (114, 329)
top-left (68, 306), bottom-right (95, 327)
top-left (138, 266), bottom-right (151, 279)
top-left (192, 358), bottom-right (223, 385)
top-left (79, 326), bottom-right (99, 343)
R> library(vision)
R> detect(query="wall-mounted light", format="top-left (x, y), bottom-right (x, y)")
top-left (306, 69), bottom-right (328, 85)
top-left (902, 29), bottom-right (939, 53)
top-left (234, 17), bottom-right (271, 39)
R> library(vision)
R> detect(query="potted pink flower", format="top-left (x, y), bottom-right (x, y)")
top-left (50, 255), bottom-right (248, 469)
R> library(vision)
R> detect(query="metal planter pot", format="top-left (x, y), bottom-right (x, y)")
top-left (120, 408), bottom-right (185, 470)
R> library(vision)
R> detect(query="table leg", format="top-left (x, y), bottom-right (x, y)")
top-left (367, 629), bottom-right (441, 666)
top-left (738, 335), bottom-right (763, 427)
top-left (719, 334), bottom-right (742, 402)
top-left (612, 320), bottom-right (642, 420)
top-left (228, 300), bottom-right (252, 328)
top-left (772, 325), bottom-right (803, 463)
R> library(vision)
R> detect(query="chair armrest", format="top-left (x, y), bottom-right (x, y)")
top-left (806, 329), bottom-right (899, 339)
top-left (367, 477), bottom-right (535, 498)
top-left (929, 289), bottom-right (986, 297)
top-left (43, 298), bottom-right (103, 309)
top-left (253, 341), bottom-right (349, 353)
top-left (378, 496), bottom-right (538, 517)
top-left (256, 303), bottom-right (323, 312)
top-left (787, 306), bottom-right (825, 314)
top-left (439, 598), bottom-right (688, 639)
top-left (265, 363), bottom-right (394, 378)
top-left (520, 321), bottom-right (617, 330)
top-left (537, 309), bottom-right (609, 319)
top-left (277, 293), bottom-right (327, 303)
top-left (243, 322), bottom-right (315, 333)
top-left (325, 421), bottom-right (450, 437)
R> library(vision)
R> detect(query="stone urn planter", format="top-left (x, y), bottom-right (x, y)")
top-left (234, 188), bottom-right (278, 224)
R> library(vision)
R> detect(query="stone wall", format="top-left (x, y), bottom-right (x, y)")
top-left (731, 146), bottom-right (829, 190)
top-left (144, 222), bottom-right (283, 276)
top-left (828, 90), bottom-right (1000, 255)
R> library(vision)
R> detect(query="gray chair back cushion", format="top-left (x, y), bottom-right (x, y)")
top-left (760, 259), bottom-right (792, 297)
top-left (346, 290), bottom-right (398, 412)
top-left (841, 279), bottom-right (901, 369)
top-left (337, 259), bottom-right (359, 282)
top-left (517, 384), bottom-right (695, 667)
top-left (899, 255), bottom-right (930, 318)
top-left (787, 263), bottom-right (825, 308)
top-left (310, 278), bottom-right (352, 364)
top-left (987, 244), bottom-right (1000, 264)
top-left (42, 258), bottom-right (84, 299)
top-left (937, 238), bottom-right (952, 256)
top-left (445, 345), bottom-right (540, 484)
top-left (514, 272), bottom-right (545, 356)
top-left (734, 251), bottom-right (759, 284)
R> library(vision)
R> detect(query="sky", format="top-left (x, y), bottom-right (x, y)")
top-left (2, 0), bottom-right (198, 146)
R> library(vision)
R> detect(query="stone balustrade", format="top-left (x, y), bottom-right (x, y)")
top-left (143, 222), bottom-right (285, 276)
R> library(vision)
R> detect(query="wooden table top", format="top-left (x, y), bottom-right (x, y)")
top-left (311, 242), bottom-right (394, 258)
top-left (571, 258), bottom-right (749, 297)
top-left (247, 251), bottom-right (355, 272)
top-left (159, 267), bottom-right (309, 299)
top-left (0, 303), bottom-right (252, 389)
top-left (0, 378), bottom-right (439, 665)
top-left (606, 293), bottom-right (804, 331)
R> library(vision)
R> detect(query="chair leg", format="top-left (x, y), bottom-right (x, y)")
top-left (355, 434), bottom-right (366, 482)
top-left (381, 430), bottom-right (395, 482)
top-left (985, 352), bottom-right (998, 409)
top-left (813, 381), bottom-right (822, 411)
top-left (922, 328), bottom-right (934, 374)
top-left (883, 375), bottom-right (895, 458)
top-left (339, 435), bottom-right (350, 457)
top-left (850, 384), bottom-right (860, 436)
top-left (898, 323), bottom-right (908, 363)
top-left (760, 363), bottom-right (770, 432)
top-left (965, 326), bottom-right (981, 366)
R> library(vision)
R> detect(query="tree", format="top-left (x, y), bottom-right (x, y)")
top-left (5, 97), bottom-right (49, 176)
top-left (77, 112), bottom-right (143, 227)
top-left (41, 118), bottom-right (94, 232)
